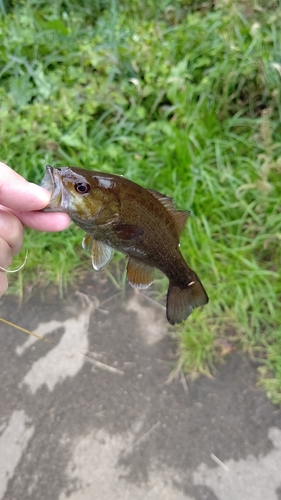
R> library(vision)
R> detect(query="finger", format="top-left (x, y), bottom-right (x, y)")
top-left (0, 238), bottom-right (13, 270)
top-left (0, 162), bottom-right (50, 211)
top-left (0, 273), bottom-right (8, 297)
top-left (14, 211), bottom-right (71, 232)
top-left (0, 210), bottom-right (24, 255)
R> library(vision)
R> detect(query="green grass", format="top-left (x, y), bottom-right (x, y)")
top-left (0, 0), bottom-right (281, 402)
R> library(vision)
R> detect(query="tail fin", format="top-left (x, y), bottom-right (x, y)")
top-left (166, 278), bottom-right (208, 325)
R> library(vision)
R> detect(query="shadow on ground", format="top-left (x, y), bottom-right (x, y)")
top-left (0, 275), bottom-right (280, 500)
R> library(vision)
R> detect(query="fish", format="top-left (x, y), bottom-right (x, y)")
top-left (41, 165), bottom-right (208, 324)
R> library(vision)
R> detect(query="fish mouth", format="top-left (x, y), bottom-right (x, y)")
top-left (41, 165), bottom-right (68, 212)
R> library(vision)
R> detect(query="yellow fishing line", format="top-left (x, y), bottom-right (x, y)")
top-left (0, 317), bottom-right (53, 344)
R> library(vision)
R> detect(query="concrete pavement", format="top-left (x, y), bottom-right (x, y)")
top-left (0, 274), bottom-right (280, 500)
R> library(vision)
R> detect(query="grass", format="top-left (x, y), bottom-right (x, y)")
top-left (0, 0), bottom-right (281, 402)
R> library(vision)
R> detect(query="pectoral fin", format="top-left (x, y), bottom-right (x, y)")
top-left (113, 224), bottom-right (144, 240)
top-left (126, 257), bottom-right (154, 289)
top-left (82, 234), bottom-right (93, 251)
top-left (91, 240), bottom-right (114, 271)
top-left (82, 234), bottom-right (114, 271)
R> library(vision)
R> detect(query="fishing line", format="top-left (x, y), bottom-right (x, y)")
top-left (0, 250), bottom-right (53, 343)
top-left (0, 249), bottom-right (28, 273)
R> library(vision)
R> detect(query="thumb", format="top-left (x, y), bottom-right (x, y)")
top-left (0, 162), bottom-right (50, 211)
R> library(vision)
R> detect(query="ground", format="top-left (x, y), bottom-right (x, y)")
top-left (0, 275), bottom-right (281, 500)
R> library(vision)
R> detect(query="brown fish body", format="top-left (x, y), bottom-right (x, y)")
top-left (73, 175), bottom-right (190, 286)
top-left (42, 166), bottom-right (208, 324)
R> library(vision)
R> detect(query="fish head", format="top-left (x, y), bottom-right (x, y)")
top-left (41, 165), bottom-right (67, 212)
top-left (41, 165), bottom-right (120, 224)
top-left (42, 165), bottom-right (91, 214)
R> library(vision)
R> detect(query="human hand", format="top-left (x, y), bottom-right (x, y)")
top-left (0, 162), bottom-right (71, 296)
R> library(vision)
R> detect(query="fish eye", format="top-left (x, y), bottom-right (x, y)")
top-left (75, 182), bottom-right (91, 194)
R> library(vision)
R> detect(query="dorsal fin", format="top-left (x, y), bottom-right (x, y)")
top-left (173, 210), bottom-right (190, 234)
top-left (147, 189), bottom-right (190, 235)
top-left (147, 189), bottom-right (176, 211)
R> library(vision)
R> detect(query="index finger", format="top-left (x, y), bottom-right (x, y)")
top-left (0, 162), bottom-right (50, 211)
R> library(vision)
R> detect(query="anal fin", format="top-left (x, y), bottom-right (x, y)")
top-left (126, 257), bottom-right (154, 289)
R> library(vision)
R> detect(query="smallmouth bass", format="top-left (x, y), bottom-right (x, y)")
top-left (42, 166), bottom-right (208, 324)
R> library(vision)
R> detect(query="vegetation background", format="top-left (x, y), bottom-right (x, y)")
top-left (0, 0), bottom-right (280, 403)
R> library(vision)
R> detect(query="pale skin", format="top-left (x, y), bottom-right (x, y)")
top-left (0, 162), bottom-right (71, 297)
